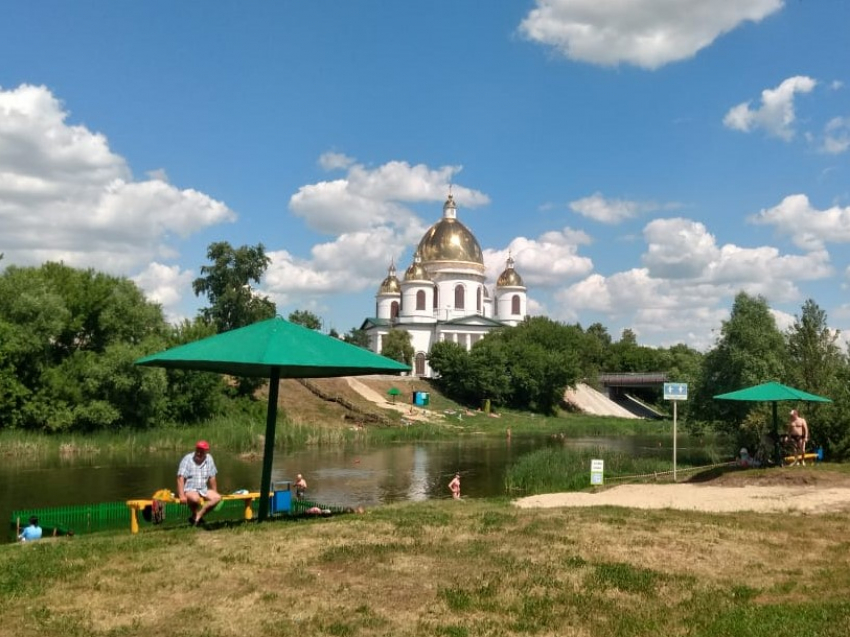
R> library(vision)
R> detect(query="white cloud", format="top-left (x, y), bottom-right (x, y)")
top-left (289, 157), bottom-right (489, 236)
top-left (642, 218), bottom-right (719, 278)
top-left (518, 0), bottom-right (783, 70)
top-left (132, 262), bottom-right (194, 321)
top-left (821, 116), bottom-right (850, 155)
top-left (264, 227), bottom-right (403, 300)
top-left (570, 193), bottom-right (640, 224)
top-left (750, 193), bottom-right (850, 250)
top-left (548, 209), bottom-right (836, 348)
top-left (770, 308), bottom-right (795, 333)
top-left (0, 84), bottom-right (236, 274)
top-left (484, 229), bottom-right (594, 289)
top-left (723, 76), bottom-right (816, 140)
top-left (318, 152), bottom-right (355, 171)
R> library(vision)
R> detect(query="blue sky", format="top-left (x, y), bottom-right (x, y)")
top-left (1, 1), bottom-right (849, 350)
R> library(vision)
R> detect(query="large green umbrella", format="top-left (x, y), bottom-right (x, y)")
top-left (714, 381), bottom-right (831, 463)
top-left (136, 317), bottom-right (410, 520)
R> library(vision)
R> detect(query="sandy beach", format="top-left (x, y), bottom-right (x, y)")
top-left (514, 480), bottom-right (850, 514)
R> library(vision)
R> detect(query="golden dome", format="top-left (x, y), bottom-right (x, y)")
top-left (404, 252), bottom-right (431, 282)
top-left (378, 263), bottom-right (401, 294)
top-left (496, 255), bottom-right (524, 287)
top-left (417, 195), bottom-right (484, 266)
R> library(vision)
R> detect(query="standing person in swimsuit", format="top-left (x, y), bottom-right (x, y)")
top-left (448, 473), bottom-right (461, 499)
top-left (787, 409), bottom-right (809, 466)
top-left (294, 474), bottom-right (307, 500)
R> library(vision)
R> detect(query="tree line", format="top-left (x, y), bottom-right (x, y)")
top-left (1, 246), bottom-right (849, 459)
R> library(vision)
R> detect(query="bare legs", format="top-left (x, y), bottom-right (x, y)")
top-left (186, 490), bottom-right (222, 524)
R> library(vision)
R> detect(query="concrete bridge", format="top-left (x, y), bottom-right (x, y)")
top-left (598, 372), bottom-right (668, 387)
top-left (563, 373), bottom-right (669, 419)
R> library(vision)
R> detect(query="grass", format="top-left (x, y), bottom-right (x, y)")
top-left (2, 496), bottom-right (850, 636)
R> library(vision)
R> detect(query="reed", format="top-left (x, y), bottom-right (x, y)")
top-left (503, 446), bottom-right (719, 495)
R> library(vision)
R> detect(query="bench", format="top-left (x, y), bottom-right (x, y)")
top-left (783, 452), bottom-right (820, 464)
top-left (125, 491), bottom-right (262, 534)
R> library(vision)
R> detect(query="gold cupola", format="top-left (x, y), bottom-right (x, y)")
top-left (404, 251), bottom-right (431, 281)
top-left (416, 194), bottom-right (484, 266)
top-left (378, 262), bottom-right (401, 294)
top-left (496, 254), bottom-right (524, 287)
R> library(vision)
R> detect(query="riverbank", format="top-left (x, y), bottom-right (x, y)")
top-left (0, 374), bottom-right (676, 458)
top-left (3, 468), bottom-right (849, 636)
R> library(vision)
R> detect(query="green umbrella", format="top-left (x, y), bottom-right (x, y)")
top-left (713, 381), bottom-right (832, 403)
top-left (387, 387), bottom-right (400, 403)
top-left (714, 381), bottom-right (831, 463)
top-left (136, 317), bottom-right (410, 520)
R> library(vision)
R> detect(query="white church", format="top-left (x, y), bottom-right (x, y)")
top-left (361, 194), bottom-right (528, 377)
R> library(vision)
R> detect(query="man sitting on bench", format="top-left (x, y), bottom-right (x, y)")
top-left (177, 440), bottom-right (222, 526)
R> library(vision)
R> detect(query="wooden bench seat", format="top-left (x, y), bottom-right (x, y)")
top-left (125, 492), bottom-right (262, 534)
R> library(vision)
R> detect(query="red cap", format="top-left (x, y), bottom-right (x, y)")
top-left (195, 440), bottom-right (210, 451)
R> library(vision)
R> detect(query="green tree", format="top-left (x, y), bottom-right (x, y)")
top-left (193, 242), bottom-right (276, 332)
top-left (162, 319), bottom-right (226, 423)
top-left (692, 292), bottom-right (786, 433)
top-left (343, 327), bottom-right (370, 348)
top-left (786, 299), bottom-right (848, 456)
top-left (434, 317), bottom-right (581, 414)
top-left (288, 309), bottom-right (322, 331)
top-left (381, 329), bottom-right (414, 365)
top-left (0, 263), bottom-right (171, 431)
top-left (428, 341), bottom-right (475, 401)
top-left (193, 242), bottom-right (276, 397)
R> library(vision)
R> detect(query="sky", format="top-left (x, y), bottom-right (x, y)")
top-left (1, 0), bottom-right (849, 351)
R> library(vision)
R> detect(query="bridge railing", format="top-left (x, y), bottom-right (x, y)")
top-left (598, 372), bottom-right (668, 385)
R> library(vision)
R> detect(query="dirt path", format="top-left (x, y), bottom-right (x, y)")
top-left (344, 377), bottom-right (432, 421)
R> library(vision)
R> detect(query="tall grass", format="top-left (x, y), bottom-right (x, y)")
top-left (504, 446), bottom-right (720, 495)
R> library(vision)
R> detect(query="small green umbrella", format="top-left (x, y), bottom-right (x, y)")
top-left (714, 381), bottom-right (831, 463)
top-left (387, 387), bottom-right (401, 403)
top-left (136, 317), bottom-right (410, 520)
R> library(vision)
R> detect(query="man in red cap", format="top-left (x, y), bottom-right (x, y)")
top-left (176, 440), bottom-right (221, 526)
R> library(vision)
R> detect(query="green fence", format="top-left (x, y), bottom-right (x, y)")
top-left (10, 497), bottom-right (348, 542)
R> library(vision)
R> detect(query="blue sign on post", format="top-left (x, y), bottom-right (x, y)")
top-left (663, 382), bottom-right (688, 481)
top-left (663, 383), bottom-right (688, 400)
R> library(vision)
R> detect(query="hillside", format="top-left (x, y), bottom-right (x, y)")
top-left (263, 375), bottom-right (439, 427)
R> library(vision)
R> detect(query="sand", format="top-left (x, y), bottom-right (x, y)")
top-left (513, 482), bottom-right (850, 514)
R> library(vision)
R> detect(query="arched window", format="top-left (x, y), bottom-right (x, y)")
top-left (511, 294), bottom-right (520, 315)
top-left (415, 352), bottom-right (426, 376)
top-left (454, 285), bottom-right (465, 310)
top-left (391, 301), bottom-right (399, 319)
top-left (433, 284), bottom-right (439, 309)
top-left (416, 290), bottom-right (426, 311)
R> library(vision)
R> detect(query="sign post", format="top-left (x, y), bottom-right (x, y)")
top-left (590, 459), bottom-right (604, 486)
top-left (663, 383), bottom-right (688, 481)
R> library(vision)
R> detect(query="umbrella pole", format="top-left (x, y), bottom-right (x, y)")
top-left (258, 368), bottom-right (280, 521)
top-left (772, 401), bottom-right (779, 466)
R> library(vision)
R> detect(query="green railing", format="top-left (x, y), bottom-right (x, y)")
top-left (10, 497), bottom-right (348, 542)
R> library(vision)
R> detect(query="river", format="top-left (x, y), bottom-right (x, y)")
top-left (3, 434), bottom-right (712, 541)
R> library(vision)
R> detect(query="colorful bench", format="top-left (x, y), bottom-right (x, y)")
top-left (125, 491), bottom-right (261, 534)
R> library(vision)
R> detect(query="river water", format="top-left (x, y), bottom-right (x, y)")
top-left (3, 434), bottom-right (712, 541)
